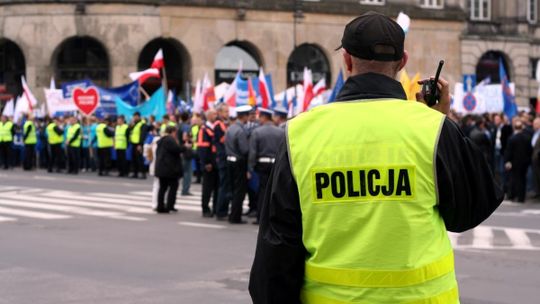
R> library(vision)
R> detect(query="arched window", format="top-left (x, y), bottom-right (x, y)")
top-left (215, 41), bottom-right (262, 84)
top-left (287, 43), bottom-right (331, 86)
top-left (54, 36), bottom-right (110, 87)
top-left (476, 51), bottom-right (510, 84)
top-left (0, 39), bottom-right (25, 97)
top-left (138, 38), bottom-right (191, 96)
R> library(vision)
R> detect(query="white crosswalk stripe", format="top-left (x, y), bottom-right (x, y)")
top-left (450, 225), bottom-right (540, 251)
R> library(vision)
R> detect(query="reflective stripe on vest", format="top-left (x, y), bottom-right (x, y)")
top-left (67, 123), bottom-right (81, 147)
top-left (130, 121), bottom-right (144, 144)
top-left (0, 121), bottom-right (13, 142)
top-left (47, 123), bottom-right (63, 145)
top-left (96, 123), bottom-right (113, 148)
top-left (23, 121), bottom-right (37, 144)
top-left (115, 124), bottom-right (128, 150)
top-left (286, 100), bottom-right (457, 304)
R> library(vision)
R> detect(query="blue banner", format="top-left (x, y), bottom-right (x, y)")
top-left (62, 79), bottom-right (92, 99)
top-left (95, 81), bottom-right (140, 119)
top-left (115, 87), bottom-right (165, 122)
top-left (236, 75), bottom-right (249, 106)
top-left (265, 74), bottom-right (276, 109)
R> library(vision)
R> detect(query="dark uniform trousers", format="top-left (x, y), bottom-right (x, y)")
top-left (116, 149), bottom-right (128, 176)
top-left (229, 160), bottom-right (248, 223)
top-left (67, 147), bottom-right (80, 174)
top-left (216, 161), bottom-right (232, 217)
top-left (509, 165), bottom-right (528, 202)
top-left (23, 144), bottom-right (35, 170)
top-left (98, 148), bottom-right (111, 175)
top-left (0, 142), bottom-right (12, 169)
top-left (255, 163), bottom-right (273, 219)
top-left (201, 168), bottom-right (219, 214)
top-left (157, 177), bottom-right (180, 212)
top-left (131, 144), bottom-right (145, 177)
top-left (48, 144), bottom-right (62, 172)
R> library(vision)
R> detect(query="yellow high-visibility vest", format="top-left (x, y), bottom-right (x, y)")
top-left (96, 123), bottom-right (113, 148)
top-left (115, 124), bottom-right (128, 150)
top-left (23, 121), bottom-right (37, 144)
top-left (67, 123), bottom-right (81, 147)
top-left (287, 100), bottom-right (458, 304)
top-left (0, 121), bottom-right (14, 142)
top-left (46, 123), bottom-right (63, 145)
top-left (130, 120), bottom-right (144, 145)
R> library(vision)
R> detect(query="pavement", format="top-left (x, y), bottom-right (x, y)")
top-left (0, 169), bottom-right (539, 304)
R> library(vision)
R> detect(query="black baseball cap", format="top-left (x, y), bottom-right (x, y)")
top-left (338, 11), bottom-right (405, 62)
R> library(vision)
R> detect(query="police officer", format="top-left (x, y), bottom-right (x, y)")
top-left (65, 116), bottom-right (82, 174)
top-left (244, 107), bottom-right (259, 217)
top-left (96, 117), bottom-right (114, 176)
top-left (250, 12), bottom-right (503, 303)
top-left (115, 115), bottom-right (129, 177)
top-left (22, 114), bottom-right (37, 170)
top-left (159, 114), bottom-right (177, 136)
top-left (198, 109), bottom-right (218, 218)
top-left (0, 115), bottom-right (15, 170)
top-left (214, 103), bottom-right (231, 220)
top-left (247, 108), bottom-right (283, 224)
top-left (129, 112), bottom-right (148, 179)
top-left (46, 117), bottom-right (64, 173)
top-left (225, 105), bottom-right (252, 224)
top-left (272, 106), bottom-right (288, 129)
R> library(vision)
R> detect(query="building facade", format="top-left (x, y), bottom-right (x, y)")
top-left (0, 0), bottom-right (536, 107)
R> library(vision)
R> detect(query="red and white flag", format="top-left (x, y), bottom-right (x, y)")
top-left (202, 73), bottom-right (216, 111)
top-left (151, 49), bottom-right (164, 69)
top-left (313, 78), bottom-right (326, 97)
top-left (129, 68), bottom-right (161, 84)
top-left (21, 76), bottom-right (38, 112)
top-left (193, 79), bottom-right (203, 114)
top-left (302, 68), bottom-right (314, 112)
top-left (258, 68), bottom-right (271, 109)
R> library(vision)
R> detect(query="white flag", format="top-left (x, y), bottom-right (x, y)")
top-left (2, 98), bottom-right (14, 117)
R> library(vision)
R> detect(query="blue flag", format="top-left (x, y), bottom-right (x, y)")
top-left (500, 59), bottom-right (517, 120)
top-left (115, 87), bottom-right (165, 122)
top-left (236, 75), bottom-right (249, 106)
top-left (265, 74), bottom-right (276, 108)
top-left (328, 70), bottom-right (344, 103)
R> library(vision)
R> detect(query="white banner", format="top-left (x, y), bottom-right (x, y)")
top-left (452, 82), bottom-right (514, 114)
top-left (45, 88), bottom-right (77, 115)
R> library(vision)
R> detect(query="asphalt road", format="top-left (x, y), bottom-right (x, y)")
top-left (0, 169), bottom-right (539, 304)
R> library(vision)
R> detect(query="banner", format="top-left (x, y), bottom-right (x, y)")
top-left (62, 79), bottom-right (92, 99)
top-left (45, 88), bottom-right (77, 116)
top-left (115, 87), bottom-right (165, 122)
top-left (95, 81), bottom-right (139, 118)
top-left (453, 82), bottom-right (515, 114)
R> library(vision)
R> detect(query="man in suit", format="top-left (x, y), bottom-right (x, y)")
top-left (469, 116), bottom-right (493, 165)
top-left (531, 118), bottom-right (540, 198)
top-left (505, 119), bottom-right (532, 203)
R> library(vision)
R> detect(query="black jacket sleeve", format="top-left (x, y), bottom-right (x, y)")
top-left (54, 126), bottom-right (63, 136)
top-left (249, 137), bottom-right (306, 304)
top-left (68, 128), bottom-right (80, 143)
top-left (436, 118), bottom-right (504, 233)
top-left (104, 127), bottom-right (114, 137)
top-left (140, 124), bottom-right (149, 144)
top-left (23, 124), bottom-right (32, 140)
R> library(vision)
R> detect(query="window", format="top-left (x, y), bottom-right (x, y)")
top-left (531, 58), bottom-right (539, 80)
top-left (419, 0), bottom-right (444, 9)
top-left (470, 0), bottom-right (491, 21)
top-left (360, 0), bottom-right (385, 5)
top-left (528, 0), bottom-right (537, 23)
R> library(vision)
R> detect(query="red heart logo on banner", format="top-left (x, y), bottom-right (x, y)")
top-left (73, 87), bottom-right (100, 116)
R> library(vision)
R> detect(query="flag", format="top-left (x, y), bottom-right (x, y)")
top-left (328, 69), bottom-right (345, 103)
top-left (225, 72), bottom-right (239, 108)
top-left (167, 90), bottom-right (175, 115)
top-left (193, 79), bottom-right (203, 114)
top-left (302, 68), bottom-right (314, 111)
top-left (202, 73), bottom-right (216, 111)
top-left (258, 68), bottom-right (272, 109)
top-left (129, 68), bottom-right (161, 84)
top-left (409, 73), bottom-right (421, 101)
top-left (313, 78), bottom-right (326, 96)
top-left (500, 58), bottom-right (517, 120)
top-left (396, 12), bottom-right (411, 34)
top-left (399, 69), bottom-right (411, 100)
top-left (115, 87), bottom-right (166, 122)
top-left (236, 75), bottom-right (249, 106)
top-left (21, 76), bottom-right (38, 111)
top-left (247, 77), bottom-right (257, 106)
top-left (265, 74), bottom-right (276, 108)
top-left (151, 48), bottom-right (164, 69)
top-left (536, 60), bottom-right (540, 82)
top-left (50, 77), bottom-right (56, 90)
top-left (2, 98), bottom-right (14, 117)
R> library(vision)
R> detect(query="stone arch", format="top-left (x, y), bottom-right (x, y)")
top-left (476, 50), bottom-right (511, 84)
top-left (138, 37), bottom-right (192, 95)
top-left (287, 43), bottom-right (331, 87)
top-left (52, 36), bottom-right (110, 87)
top-left (214, 40), bottom-right (264, 84)
top-left (0, 38), bottom-right (26, 97)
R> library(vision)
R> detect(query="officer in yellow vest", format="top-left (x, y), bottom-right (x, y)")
top-left (46, 117), bottom-right (64, 173)
top-left (0, 115), bottom-right (15, 170)
top-left (22, 114), bottom-right (37, 171)
top-left (129, 112), bottom-right (148, 179)
top-left (96, 117), bottom-right (114, 176)
top-left (66, 116), bottom-right (82, 174)
top-left (159, 114), bottom-right (177, 136)
top-left (115, 115), bottom-right (129, 177)
top-left (249, 12), bottom-right (504, 304)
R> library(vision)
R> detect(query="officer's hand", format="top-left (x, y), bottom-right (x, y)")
top-left (416, 76), bottom-right (450, 115)
top-left (205, 164), bottom-right (213, 172)
top-left (247, 171), bottom-right (252, 180)
top-left (505, 162), bottom-right (512, 171)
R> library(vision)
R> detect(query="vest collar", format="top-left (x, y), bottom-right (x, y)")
top-left (336, 73), bottom-right (407, 102)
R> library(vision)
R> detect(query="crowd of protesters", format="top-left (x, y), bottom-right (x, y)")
top-left (447, 109), bottom-right (540, 203)
top-left (0, 103), bottom-right (288, 223)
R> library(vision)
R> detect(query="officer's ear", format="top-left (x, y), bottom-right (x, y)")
top-left (343, 50), bottom-right (353, 74)
top-left (397, 50), bottom-right (408, 72)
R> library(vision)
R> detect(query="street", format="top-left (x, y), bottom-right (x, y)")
top-left (0, 170), bottom-right (539, 303)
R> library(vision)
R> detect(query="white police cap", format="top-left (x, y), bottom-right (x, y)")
top-left (235, 105), bottom-right (253, 114)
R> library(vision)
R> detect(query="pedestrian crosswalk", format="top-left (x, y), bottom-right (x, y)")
top-left (0, 185), bottom-right (539, 251)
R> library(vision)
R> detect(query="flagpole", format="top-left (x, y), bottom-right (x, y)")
top-left (139, 86), bottom-right (150, 101)
top-left (162, 65), bottom-right (168, 107)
